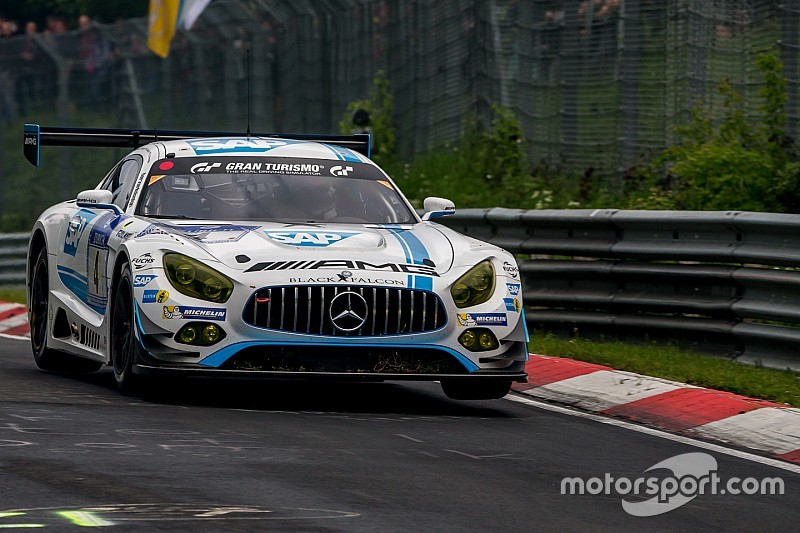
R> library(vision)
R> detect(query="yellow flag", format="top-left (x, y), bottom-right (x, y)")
top-left (147, 0), bottom-right (180, 58)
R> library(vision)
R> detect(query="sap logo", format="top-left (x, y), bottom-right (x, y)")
top-left (190, 162), bottom-right (222, 173)
top-left (63, 211), bottom-right (98, 256)
top-left (187, 138), bottom-right (287, 153)
top-left (133, 275), bottom-right (157, 287)
top-left (330, 165), bottom-right (353, 177)
top-left (506, 283), bottom-right (521, 296)
top-left (264, 231), bottom-right (358, 247)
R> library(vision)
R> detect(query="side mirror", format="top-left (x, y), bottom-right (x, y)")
top-left (421, 197), bottom-right (455, 221)
top-left (76, 190), bottom-right (121, 215)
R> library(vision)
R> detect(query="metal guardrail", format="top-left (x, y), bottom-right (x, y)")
top-left (4, 209), bottom-right (800, 371)
top-left (436, 209), bottom-right (800, 372)
top-left (0, 233), bottom-right (30, 287)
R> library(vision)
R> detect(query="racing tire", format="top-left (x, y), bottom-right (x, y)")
top-left (110, 262), bottom-right (143, 394)
top-left (441, 380), bottom-right (512, 401)
top-left (29, 247), bottom-right (102, 373)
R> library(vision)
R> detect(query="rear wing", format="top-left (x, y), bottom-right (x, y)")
top-left (23, 124), bottom-right (371, 166)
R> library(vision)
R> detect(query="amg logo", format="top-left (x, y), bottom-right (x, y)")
top-left (25, 136), bottom-right (37, 145)
top-left (245, 259), bottom-right (439, 277)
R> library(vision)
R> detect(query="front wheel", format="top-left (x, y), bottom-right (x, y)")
top-left (441, 380), bottom-right (512, 401)
top-left (110, 263), bottom-right (141, 393)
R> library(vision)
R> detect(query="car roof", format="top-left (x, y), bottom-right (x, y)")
top-left (153, 137), bottom-right (373, 164)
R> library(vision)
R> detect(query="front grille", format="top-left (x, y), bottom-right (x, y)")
top-left (221, 345), bottom-right (467, 374)
top-left (243, 285), bottom-right (447, 336)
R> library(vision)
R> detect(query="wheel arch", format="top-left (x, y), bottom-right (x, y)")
top-left (27, 228), bottom-right (48, 305)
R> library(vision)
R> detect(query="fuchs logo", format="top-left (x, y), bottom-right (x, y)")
top-left (190, 162), bottom-right (222, 173)
top-left (264, 231), bottom-right (358, 247)
top-left (457, 313), bottom-right (508, 327)
top-left (132, 253), bottom-right (155, 269)
top-left (133, 275), bottom-right (157, 287)
top-left (187, 138), bottom-right (287, 153)
top-left (162, 306), bottom-right (227, 321)
top-left (506, 283), bottom-right (521, 295)
top-left (330, 165), bottom-right (353, 176)
top-left (503, 261), bottom-right (519, 278)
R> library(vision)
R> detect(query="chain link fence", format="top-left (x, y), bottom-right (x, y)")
top-left (0, 0), bottom-right (799, 226)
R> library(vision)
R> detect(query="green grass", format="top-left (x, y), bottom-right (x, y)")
top-left (0, 288), bottom-right (26, 304)
top-left (529, 332), bottom-right (800, 408)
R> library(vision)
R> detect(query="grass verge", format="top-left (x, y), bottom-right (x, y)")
top-left (0, 288), bottom-right (26, 305)
top-left (529, 332), bottom-right (800, 408)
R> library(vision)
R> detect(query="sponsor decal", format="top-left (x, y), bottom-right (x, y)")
top-left (187, 138), bottom-right (289, 154)
top-left (330, 165), bottom-right (353, 176)
top-left (506, 283), bottom-right (521, 296)
top-left (457, 313), bottom-right (508, 327)
top-left (133, 274), bottom-right (157, 287)
top-left (225, 162), bottom-right (323, 175)
top-left (338, 270), bottom-right (353, 281)
top-left (135, 225), bottom-right (169, 238)
top-left (503, 261), bottom-right (519, 278)
top-left (115, 229), bottom-right (134, 240)
top-left (264, 231), bottom-right (358, 247)
top-left (245, 259), bottom-right (438, 277)
top-left (164, 224), bottom-right (259, 244)
top-left (191, 161), bottom-right (222, 173)
top-left (288, 276), bottom-right (405, 286)
top-left (162, 306), bottom-right (227, 321)
top-left (63, 210), bottom-right (98, 256)
top-left (503, 298), bottom-right (521, 313)
top-left (132, 253), bottom-right (156, 269)
top-left (142, 289), bottom-right (170, 303)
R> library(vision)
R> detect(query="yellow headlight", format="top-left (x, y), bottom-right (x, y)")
top-left (450, 261), bottom-right (495, 308)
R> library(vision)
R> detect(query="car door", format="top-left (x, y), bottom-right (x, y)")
top-left (59, 156), bottom-right (142, 314)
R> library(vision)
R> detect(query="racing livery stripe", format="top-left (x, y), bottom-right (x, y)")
top-left (385, 228), bottom-right (433, 291)
top-left (198, 340), bottom-right (480, 372)
top-left (322, 143), bottom-right (363, 163)
top-left (57, 265), bottom-right (104, 314)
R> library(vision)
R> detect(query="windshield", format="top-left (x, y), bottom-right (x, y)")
top-left (137, 157), bottom-right (417, 224)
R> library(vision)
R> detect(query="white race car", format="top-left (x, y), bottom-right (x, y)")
top-left (24, 124), bottom-right (528, 399)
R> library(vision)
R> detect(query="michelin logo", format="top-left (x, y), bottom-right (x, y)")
top-left (265, 231), bottom-right (358, 247)
top-left (163, 306), bottom-right (227, 321)
top-left (457, 313), bottom-right (508, 327)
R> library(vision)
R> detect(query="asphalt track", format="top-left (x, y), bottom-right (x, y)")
top-left (0, 337), bottom-right (796, 531)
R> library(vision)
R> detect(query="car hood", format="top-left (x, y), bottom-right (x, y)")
top-left (147, 221), bottom-right (457, 275)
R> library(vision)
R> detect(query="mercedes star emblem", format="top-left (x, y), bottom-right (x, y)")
top-left (329, 291), bottom-right (368, 332)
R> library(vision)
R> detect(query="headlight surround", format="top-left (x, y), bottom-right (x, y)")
top-left (163, 253), bottom-right (234, 303)
top-left (450, 260), bottom-right (496, 308)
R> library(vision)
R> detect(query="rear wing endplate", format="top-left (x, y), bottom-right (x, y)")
top-left (23, 124), bottom-right (371, 167)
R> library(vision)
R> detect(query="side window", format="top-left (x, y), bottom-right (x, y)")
top-left (111, 156), bottom-right (143, 209)
top-left (98, 163), bottom-right (121, 192)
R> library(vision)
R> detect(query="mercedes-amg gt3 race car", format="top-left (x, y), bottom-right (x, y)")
top-left (24, 124), bottom-right (528, 399)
